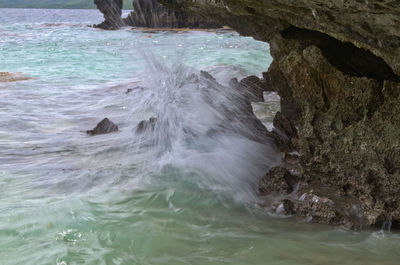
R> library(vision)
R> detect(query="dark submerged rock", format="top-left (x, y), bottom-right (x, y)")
top-left (86, 118), bottom-right (119, 135)
top-left (126, 86), bottom-right (145, 94)
top-left (136, 117), bottom-right (157, 134)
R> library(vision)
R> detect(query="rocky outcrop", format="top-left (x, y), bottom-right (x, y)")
top-left (87, 118), bottom-right (119, 135)
top-left (0, 72), bottom-right (33, 82)
top-left (94, 0), bottom-right (124, 30)
top-left (124, 0), bottom-right (221, 28)
top-left (136, 117), bottom-right (157, 133)
top-left (161, 0), bottom-right (400, 228)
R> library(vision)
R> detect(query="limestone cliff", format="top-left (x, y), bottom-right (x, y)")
top-left (160, 0), bottom-right (400, 228)
top-left (124, 0), bottom-right (221, 28)
top-left (94, 0), bottom-right (123, 30)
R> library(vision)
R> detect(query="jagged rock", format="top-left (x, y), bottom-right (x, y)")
top-left (239, 76), bottom-right (263, 102)
top-left (136, 117), bottom-right (157, 133)
top-left (94, 0), bottom-right (124, 30)
top-left (239, 75), bottom-right (274, 102)
top-left (266, 112), bottom-right (298, 152)
top-left (259, 166), bottom-right (299, 195)
top-left (124, 0), bottom-right (221, 28)
top-left (273, 112), bottom-right (297, 139)
top-left (86, 118), bottom-right (119, 135)
top-left (267, 130), bottom-right (292, 153)
top-left (281, 199), bottom-right (295, 215)
top-left (261, 71), bottom-right (274, 92)
top-left (282, 152), bottom-right (302, 177)
top-left (228, 78), bottom-right (241, 90)
top-left (161, 0), bottom-right (400, 227)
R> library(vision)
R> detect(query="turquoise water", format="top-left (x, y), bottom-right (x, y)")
top-left (0, 8), bottom-right (399, 265)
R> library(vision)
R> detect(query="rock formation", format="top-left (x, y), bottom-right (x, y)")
top-left (123, 0), bottom-right (221, 28)
top-left (87, 118), bottom-right (119, 135)
top-left (94, 0), bottom-right (124, 30)
top-left (136, 117), bottom-right (157, 133)
top-left (160, 0), bottom-right (400, 228)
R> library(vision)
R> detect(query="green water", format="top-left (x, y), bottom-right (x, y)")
top-left (0, 8), bottom-right (399, 265)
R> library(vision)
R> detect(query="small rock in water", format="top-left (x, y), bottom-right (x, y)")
top-left (86, 118), bottom-right (119, 135)
top-left (126, 86), bottom-right (145, 94)
top-left (136, 117), bottom-right (157, 134)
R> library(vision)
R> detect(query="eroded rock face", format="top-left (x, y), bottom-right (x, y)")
top-left (94, 0), bottom-right (124, 30)
top-left (270, 30), bottom-right (400, 226)
top-left (124, 0), bottom-right (221, 28)
top-left (160, 0), bottom-right (400, 75)
top-left (161, 0), bottom-right (400, 227)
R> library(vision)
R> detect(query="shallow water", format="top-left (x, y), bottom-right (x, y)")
top-left (0, 8), bottom-right (399, 265)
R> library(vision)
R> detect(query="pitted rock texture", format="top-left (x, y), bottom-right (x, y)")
top-left (124, 0), bottom-right (221, 28)
top-left (94, 0), bottom-right (124, 30)
top-left (270, 30), bottom-right (400, 227)
top-left (161, 0), bottom-right (400, 227)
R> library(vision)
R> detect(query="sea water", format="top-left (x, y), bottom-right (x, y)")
top-left (0, 8), bottom-right (399, 265)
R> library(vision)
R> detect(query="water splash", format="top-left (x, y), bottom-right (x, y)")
top-left (126, 53), bottom-right (279, 200)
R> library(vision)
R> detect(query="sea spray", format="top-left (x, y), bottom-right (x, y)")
top-left (126, 53), bottom-right (280, 201)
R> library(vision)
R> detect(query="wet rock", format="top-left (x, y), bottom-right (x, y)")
top-left (136, 117), bottom-right (157, 133)
top-left (238, 74), bottom-right (275, 102)
top-left (282, 152), bottom-right (302, 177)
top-left (259, 166), bottom-right (299, 195)
top-left (273, 112), bottom-right (297, 139)
top-left (94, 0), bottom-right (124, 30)
top-left (267, 130), bottom-right (293, 153)
top-left (268, 185), bottom-right (366, 229)
top-left (261, 71), bottom-right (274, 92)
top-left (267, 112), bottom-right (298, 152)
top-left (126, 86), bottom-right (145, 94)
top-left (239, 75), bottom-right (263, 102)
top-left (199, 70), bottom-right (217, 81)
top-left (86, 118), bottom-right (119, 135)
top-left (228, 78), bottom-right (241, 90)
top-left (282, 199), bottom-right (295, 215)
top-left (292, 186), bottom-right (366, 229)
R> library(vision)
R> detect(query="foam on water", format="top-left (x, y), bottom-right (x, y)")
top-left (124, 54), bottom-right (279, 201)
